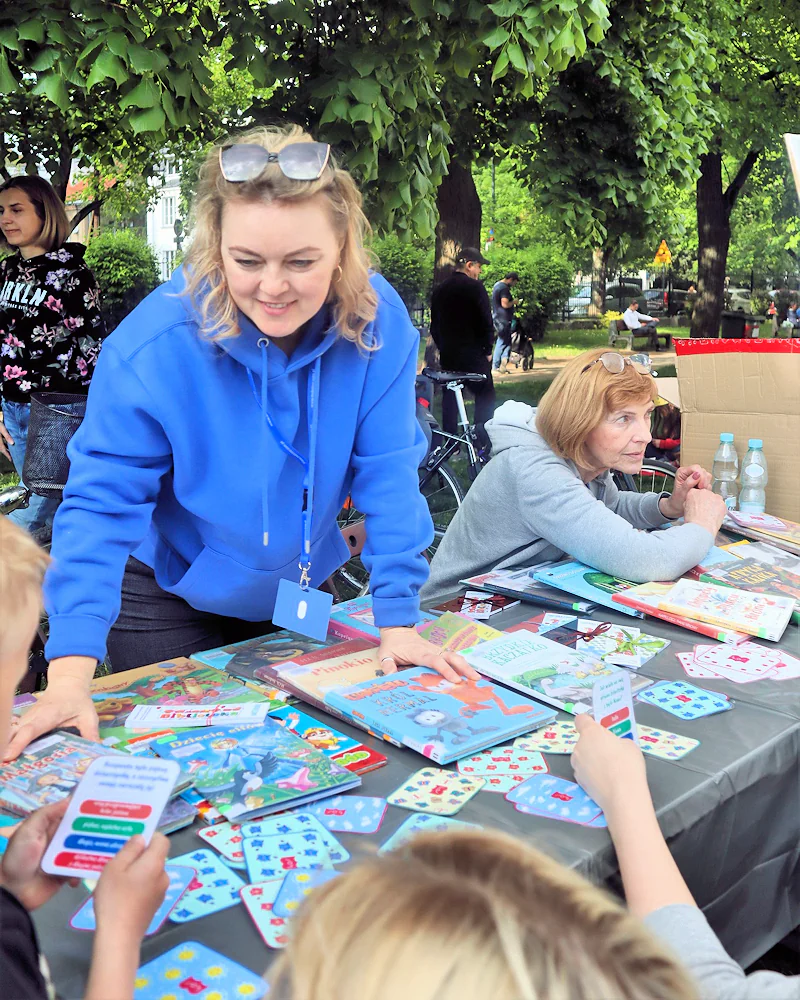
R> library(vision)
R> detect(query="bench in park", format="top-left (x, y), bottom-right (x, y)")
top-left (608, 319), bottom-right (672, 352)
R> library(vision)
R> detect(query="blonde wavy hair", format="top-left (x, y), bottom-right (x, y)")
top-left (0, 517), bottom-right (50, 658)
top-left (536, 347), bottom-right (658, 468)
top-left (184, 125), bottom-right (378, 347)
top-left (268, 828), bottom-right (698, 1000)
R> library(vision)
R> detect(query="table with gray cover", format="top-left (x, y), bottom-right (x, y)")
top-left (33, 601), bottom-right (800, 997)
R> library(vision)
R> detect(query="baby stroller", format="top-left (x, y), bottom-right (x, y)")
top-left (508, 317), bottom-right (534, 372)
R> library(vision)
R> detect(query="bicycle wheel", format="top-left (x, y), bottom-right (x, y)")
top-left (330, 461), bottom-right (465, 601)
top-left (626, 459), bottom-right (677, 495)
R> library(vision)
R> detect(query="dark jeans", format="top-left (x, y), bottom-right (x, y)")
top-left (441, 372), bottom-right (495, 452)
top-left (106, 557), bottom-right (276, 672)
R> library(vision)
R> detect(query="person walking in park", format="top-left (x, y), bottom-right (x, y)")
top-left (429, 245), bottom-right (495, 450)
top-left (6, 126), bottom-right (476, 762)
top-left (0, 176), bottom-right (106, 537)
top-left (491, 271), bottom-right (520, 373)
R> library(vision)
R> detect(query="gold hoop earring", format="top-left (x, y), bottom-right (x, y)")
top-left (334, 264), bottom-right (343, 282)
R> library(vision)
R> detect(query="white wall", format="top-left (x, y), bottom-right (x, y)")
top-left (146, 160), bottom-right (182, 282)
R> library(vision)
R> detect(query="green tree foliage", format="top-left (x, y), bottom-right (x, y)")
top-left (371, 234), bottom-right (434, 308)
top-left (482, 244), bottom-right (572, 327)
top-left (84, 230), bottom-right (159, 332)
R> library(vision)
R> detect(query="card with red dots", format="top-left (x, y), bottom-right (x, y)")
top-left (133, 940), bottom-right (266, 998)
top-left (240, 880), bottom-right (291, 950)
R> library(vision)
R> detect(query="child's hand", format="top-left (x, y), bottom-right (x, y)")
top-left (572, 714), bottom-right (649, 816)
top-left (0, 798), bottom-right (74, 910)
top-left (93, 834), bottom-right (170, 941)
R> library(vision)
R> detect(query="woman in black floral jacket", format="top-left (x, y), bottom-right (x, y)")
top-left (0, 176), bottom-right (106, 534)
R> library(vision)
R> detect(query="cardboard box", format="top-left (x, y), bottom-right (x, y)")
top-left (675, 339), bottom-right (800, 521)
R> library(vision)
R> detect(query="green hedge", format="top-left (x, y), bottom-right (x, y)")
top-left (371, 233), bottom-right (433, 308)
top-left (481, 243), bottom-right (572, 336)
top-left (84, 230), bottom-right (159, 332)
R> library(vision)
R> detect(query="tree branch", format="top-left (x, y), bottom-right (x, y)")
top-left (723, 149), bottom-right (760, 213)
top-left (68, 198), bottom-right (104, 233)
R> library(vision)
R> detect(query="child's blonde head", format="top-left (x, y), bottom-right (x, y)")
top-left (0, 518), bottom-right (50, 657)
top-left (269, 828), bottom-right (698, 1000)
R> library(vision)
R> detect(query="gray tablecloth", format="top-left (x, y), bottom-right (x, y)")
top-left (32, 603), bottom-right (800, 998)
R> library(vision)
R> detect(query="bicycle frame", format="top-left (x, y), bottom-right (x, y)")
top-left (421, 380), bottom-right (483, 482)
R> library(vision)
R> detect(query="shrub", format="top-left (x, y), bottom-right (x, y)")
top-left (84, 230), bottom-right (159, 332)
top-left (371, 233), bottom-right (433, 309)
top-left (603, 310), bottom-right (625, 324)
top-left (482, 242), bottom-right (573, 338)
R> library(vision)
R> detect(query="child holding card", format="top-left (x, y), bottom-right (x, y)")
top-left (573, 714), bottom-right (800, 998)
top-left (0, 519), bottom-right (170, 1000)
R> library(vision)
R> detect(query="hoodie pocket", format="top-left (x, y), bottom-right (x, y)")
top-left (161, 529), bottom-right (350, 621)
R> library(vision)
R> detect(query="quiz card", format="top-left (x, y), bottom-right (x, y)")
top-left (41, 756), bottom-right (179, 880)
top-left (592, 671), bottom-right (637, 741)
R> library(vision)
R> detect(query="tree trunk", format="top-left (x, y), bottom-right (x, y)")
top-left (591, 246), bottom-right (610, 316)
top-left (433, 158), bottom-right (481, 287)
top-left (692, 147), bottom-right (760, 337)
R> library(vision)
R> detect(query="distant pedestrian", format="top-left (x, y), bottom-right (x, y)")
top-left (491, 271), bottom-right (520, 373)
top-left (623, 299), bottom-right (659, 348)
top-left (430, 246), bottom-right (495, 449)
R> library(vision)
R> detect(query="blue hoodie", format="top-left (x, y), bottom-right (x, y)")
top-left (44, 269), bottom-right (433, 663)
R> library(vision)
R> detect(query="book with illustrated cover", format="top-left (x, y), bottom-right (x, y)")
top-left (723, 513), bottom-right (800, 557)
top-left (462, 630), bottom-right (654, 715)
top-left (433, 592), bottom-right (521, 619)
top-left (724, 540), bottom-right (800, 577)
top-left (254, 642), bottom-right (403, 747)
top-left (531, 562), bottom-right (643, 618)
top-left (700, 558), bottom-right (800, 624)
top-left (329, 596), bottom-right (436, 641)
top-left (460, 567), bottom-right (596, 613)
top-left (613, 582), bottom-right (749, 644)
top-left (191, 628), bottom-right (340, 683)
top-left (90, 658), bottom-right (288, 750)
top-left (0, 733), bottom-right (127, 817)
top-left (269, 705), bottom-right (387, 775)
top-left (417, 612), bottom-right (503, 652)
top-left (658, 579), bottom-right (794, 642)
top-left (684, 546), bottom-right (742, 581)
top-left (151, 718), bottom-right (360, 822)
top-left (325, 667), bottom-right (555, 764)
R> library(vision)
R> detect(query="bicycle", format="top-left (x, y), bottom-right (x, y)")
top-left (614, 458), bottom-right (677, 495)
top-left (331, 368), bottom-right (491, 600)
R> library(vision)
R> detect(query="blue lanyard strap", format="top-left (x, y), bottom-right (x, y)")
top-left (247, 353), bottom-right (321, 590)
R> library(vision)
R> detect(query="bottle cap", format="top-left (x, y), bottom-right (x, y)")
top-left (719, 433), bottom-right (734, 443)
top-left (748, 439), bottom-right (762, 449)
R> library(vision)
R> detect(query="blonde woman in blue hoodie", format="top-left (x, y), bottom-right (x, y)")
top-left (6, 127), bottom-right (476, 761)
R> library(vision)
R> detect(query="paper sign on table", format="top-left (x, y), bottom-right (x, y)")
top-left (592, 671), bottom-right (637, 741)
top-left (70, 864), bottom-right (195, 935)
top-left (41, 756), bottom-right (179, 880)
top-left (125, 702), bottom-right (270, 729)
top-left (133, 941), bottom-right (266, 1000)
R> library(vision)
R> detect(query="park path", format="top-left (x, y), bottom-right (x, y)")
top-left (493, 346), bottom-right (678, 382)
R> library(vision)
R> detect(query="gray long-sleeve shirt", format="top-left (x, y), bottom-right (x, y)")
top-left (646, 905), bottom-right (800, 999)
top-left (422, 401), bottom-right (714, 603)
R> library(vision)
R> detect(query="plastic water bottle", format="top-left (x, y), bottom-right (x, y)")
top-left (739, 439), bottom-right (768, 513)
top-left (711, 432), bottom-right (739, 510)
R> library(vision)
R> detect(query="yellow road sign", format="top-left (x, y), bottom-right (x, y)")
top-left (654, 239), bottom-right (672, 265)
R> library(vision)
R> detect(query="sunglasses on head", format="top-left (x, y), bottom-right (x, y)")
top-left (219, 141), bottom-right (332, 183)
top-left (581, 352), bottom-right (656, 376)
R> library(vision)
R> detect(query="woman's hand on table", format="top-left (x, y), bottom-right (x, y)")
top-left (4, 656), bottom-right (99, 762)
top-left (377, 627), bottom-right (480, 684)
top-left (658, 464), bottom-right (713, 520)
top-left (0, 798), bottom-right (76, 909)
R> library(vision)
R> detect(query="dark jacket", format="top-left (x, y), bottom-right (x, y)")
top-left (430, 271), bottom-right (493, 371)
top-left (0, 242), bottom-right (106, 403)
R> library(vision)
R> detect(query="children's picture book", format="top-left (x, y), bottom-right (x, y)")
top-left (324, 667), bottom-right (556, 764)
top-left (460, 567), bottom-right (596, 613)
top-left (723, 513), bottom-right (800, 556)
top-left (0, 732), bottom-right (126, 817)
top-left (725, 539), bottom-right (800, 577)
top-left (700, 558), bottom-right (800, 624)
top-left (191, 628), bottom-right (340, 682)
top-left (269, 704), bottom-right (388, 775)
top-left (612, 582), bottom-right (749, 644)
top-left (125, 702), bottom-right (271, 729)
top-left (433, 592), bottom-right (521, 619)
top-left (151, 718), bottom-right (360, 822)
top-left (329, 595), bottom-right (436, 641)
top-left (658, 579), bottom-right (794, 642)
top-left (417, 612), bottom-right (503, 653)
top-left (462, 630), bottom-right (654, 715)
top-left (684, 545), bottom-right (742, 580)
top-left (90, 657), bottom-right (286, 750)
top-left (530, 562), bottom-right (643, 618)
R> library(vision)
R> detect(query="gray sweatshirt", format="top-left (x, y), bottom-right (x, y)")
top-left (422, 401), bottom-right (715, 603)
top-left (646, 905), bottom-right (800, 999)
